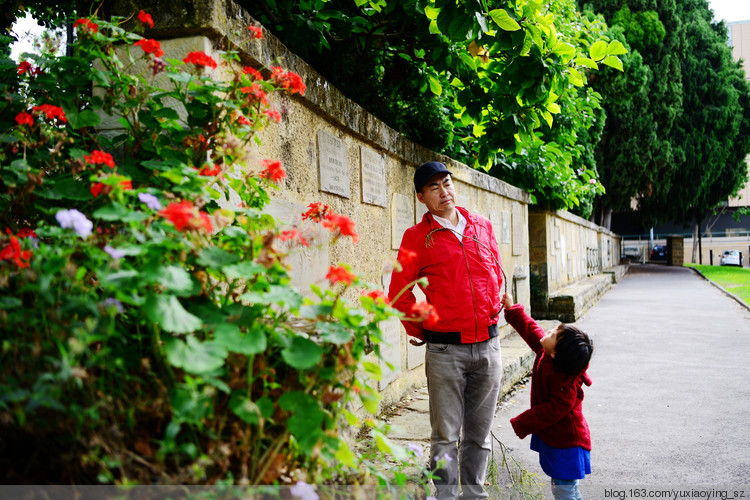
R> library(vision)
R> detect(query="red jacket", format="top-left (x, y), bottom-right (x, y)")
top-left (504, 303), bottom-right (592, 450)
top-left (388, 207), bottom-right (504, 344)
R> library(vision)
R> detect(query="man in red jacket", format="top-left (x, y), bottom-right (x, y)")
top-left (388, 161), bottom-right (504, 499)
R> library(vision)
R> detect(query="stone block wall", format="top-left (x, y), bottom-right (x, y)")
top-left (529, 208), bottom-right (622, 319)
top-left (102, 0), bottom-right (532, 409)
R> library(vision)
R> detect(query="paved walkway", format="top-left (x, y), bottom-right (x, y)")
top-left (386, 264), bottom-right (750, 498)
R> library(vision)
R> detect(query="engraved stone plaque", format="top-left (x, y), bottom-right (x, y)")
top-left (379, 317), bottom-right (402, 390)
top-left (512, 203), bottom-right (524, 256)
top-left (360, 146), bottom-right (387, 207)
top-left (502, 211), bottom-right (511, 245)
top-left (391, 193), bottom-right (414, 250)
top-left (317, 130), bottom-right (350, 198)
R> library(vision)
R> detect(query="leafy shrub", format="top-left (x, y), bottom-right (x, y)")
top-left (0, 13), bottom-right (425, 487)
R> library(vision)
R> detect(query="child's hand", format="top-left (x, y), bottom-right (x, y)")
top-left (502, 292), bottom-right (514, 309)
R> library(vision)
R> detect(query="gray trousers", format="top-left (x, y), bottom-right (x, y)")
top-left (425, 336), bottom-right (503, 499)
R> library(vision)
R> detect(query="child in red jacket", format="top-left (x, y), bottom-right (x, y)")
top-left (502, 293), bottom-right (594, 500)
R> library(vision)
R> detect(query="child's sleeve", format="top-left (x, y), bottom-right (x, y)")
top-left (510, 377), bottom-right (578, 439)
top-left (503, 303), bottom-right (544, 354)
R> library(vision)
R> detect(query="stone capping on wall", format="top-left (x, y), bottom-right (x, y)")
top-left (103, 0), bottom-right (530, 205)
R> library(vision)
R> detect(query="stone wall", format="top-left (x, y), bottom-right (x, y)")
top-left (529, 208), bottom-right (622, 319)
top-left (102, 0), bottom-right (533, 409)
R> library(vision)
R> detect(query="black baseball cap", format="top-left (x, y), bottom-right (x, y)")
top-left (414, 161), bottom-right (453, 192)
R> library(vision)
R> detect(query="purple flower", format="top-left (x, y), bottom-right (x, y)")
top-left (290, 481), bottom-right (318, 500)
top-left (138, 192), bottom-right (162, 210)
top-left (407, 443), bottom-right (423, 457)
top-left (55, 209), bottom-right (93, 238)
top-left (104, 245), bottom-right (126, 259)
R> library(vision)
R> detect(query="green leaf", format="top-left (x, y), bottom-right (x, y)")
top-left (607, 40), bottom-right (628, 56)
top-left (281, 336), bottom-right (323, 369)
top-left (589, 40), bottom-right (607, 61)
top-left (164, 335), bottom-right (227, 374)
top-left (601, 55), bottom-right (624, 71)
top-left (144, 293), bottom-right (202, 333)
top-left (197, 247), bottom-right (240, 268)
top-left (314, 322), bottom-right (351, 344)
top-left (488, 9), bottom-right (521, 31)
top-left (213, 322), bottom-right (266, 355)
top-left (574, 57), bottom-right (598, 70)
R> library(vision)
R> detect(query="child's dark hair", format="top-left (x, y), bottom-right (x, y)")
top-left (554, 324), bottom-right (593, 375)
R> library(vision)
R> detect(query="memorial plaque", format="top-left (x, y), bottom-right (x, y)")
top-left (502, 210), bottom-right (511, 245)
top-left (512, 203), bottom-right (524, 256)
top-left (391, 193), bottom-right (414, 250)
top-left (317, 130), bottom-right (350, 198)
top-left (379, 317), bottom-right (402, 390)
top-left (360, 146), bottom-right (387, 207)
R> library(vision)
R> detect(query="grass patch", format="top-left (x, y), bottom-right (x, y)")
top-left (684, 263), bottom-right (750, 306)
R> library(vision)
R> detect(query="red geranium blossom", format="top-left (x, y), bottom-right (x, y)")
top-left (270, 66), bottom-right (306, 95)
top-left (17, 61), bottom-right (31, 75)
top-left (0, 233), bottom-right (32, 269)
top-left (183, 51), bottom-right (217, 69)
top-left (33, 104), bottom-right (67, 123)
top-left (248, 26), bottom-right (263, 39)
top-left (73, 18), bottom-right (98, 33)
top-left (409, 301), bottom-right (439, 323)
top-left (134, 38), bottom-right (164, 57)
top-left (158, 201), bottom-right (212, 233)
top-left (239, 83), bottom-right (268, 106)
top-left (84, 150), bottom-right (116, 168)
top-left (363, 289), bottom-right (390, 305)
top-left (301, 202), bottom-right (330, 222)
top-left (242, 66), bottom-right (263, 80)
top-left (323, 213), bottom-right (359, 243)
top-left (260, 159), bottom-right (286, 183)
top-left (326, 265), bottom-right (356, 286)
top-left (138, 10), bottom-right (154, 28)
top-left (15, 112), bottom-right (33, 126)
top-left (264, 109), bottom-right (281, 123)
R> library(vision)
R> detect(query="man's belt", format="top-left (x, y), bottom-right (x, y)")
top-left (417, 324), bottom-right (499, 345)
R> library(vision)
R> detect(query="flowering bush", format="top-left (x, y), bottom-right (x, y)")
top-left (0, 14), bottom-right (428, 487)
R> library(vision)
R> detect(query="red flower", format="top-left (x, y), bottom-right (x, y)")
top-left (323, 213), bottom-right (359, 243)
top-left (397, 249), bottom-right (418, 268)
top-left (242, 66), bottom-right (263, 80)
top-left (197, 164), bottom-right (221, 176)
top-left (363, 289), bottom-right (390, 305)
top-left (134, 38), bottom-right (164, 57)
top-left (183, 51), bottom-right (217, 69)
top-left (270, 66), bottom-right (306, 95)
top-left (91, 182), bottom-right (106, 197)
top-left (301, 202), bottom-right (330, 222)
top-left (264, 109), bottom-right (281, 123)
top-left (73, 18), bottom-right (98, 33)
top-left (248, 26), bottom-right (263, 39)
top-left (260, 159), bottom-right (286, 183)
top-left (239, 83), bottom-right (268, 106)
top-left (138, 10), bottom-right (154, 28)
top-left (408, 301), bottom-right (439, 323)
top-left (0, 233), bottom-right (32, 269)
top-left (33, 104), bottom-right (67, 123)
top-left (15, 112), bottom-right (33, 126)
top-left (279, 229), bottom-right (310, 247)
top-left (84, 150), bottom-right (116, 168)
top-left (158, 201), bottom-right (212, 233)
top-left (17, 61), bottom-right (32, 75)
top-left (326, 265), bottom-right (356, 286)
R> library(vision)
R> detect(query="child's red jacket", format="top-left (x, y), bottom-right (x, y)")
top-left (504, 304), bottom-right (592, 450)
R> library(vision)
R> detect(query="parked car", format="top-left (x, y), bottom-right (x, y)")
top-left (650, 245), bottom-right (666, 261)
top-left (623, 246), bottom-right (641, 260)
top-left (719, 250), bottom-right (743, 267)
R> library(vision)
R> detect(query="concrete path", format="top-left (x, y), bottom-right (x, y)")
top-left (491, 264), bottom-right (750, 498)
